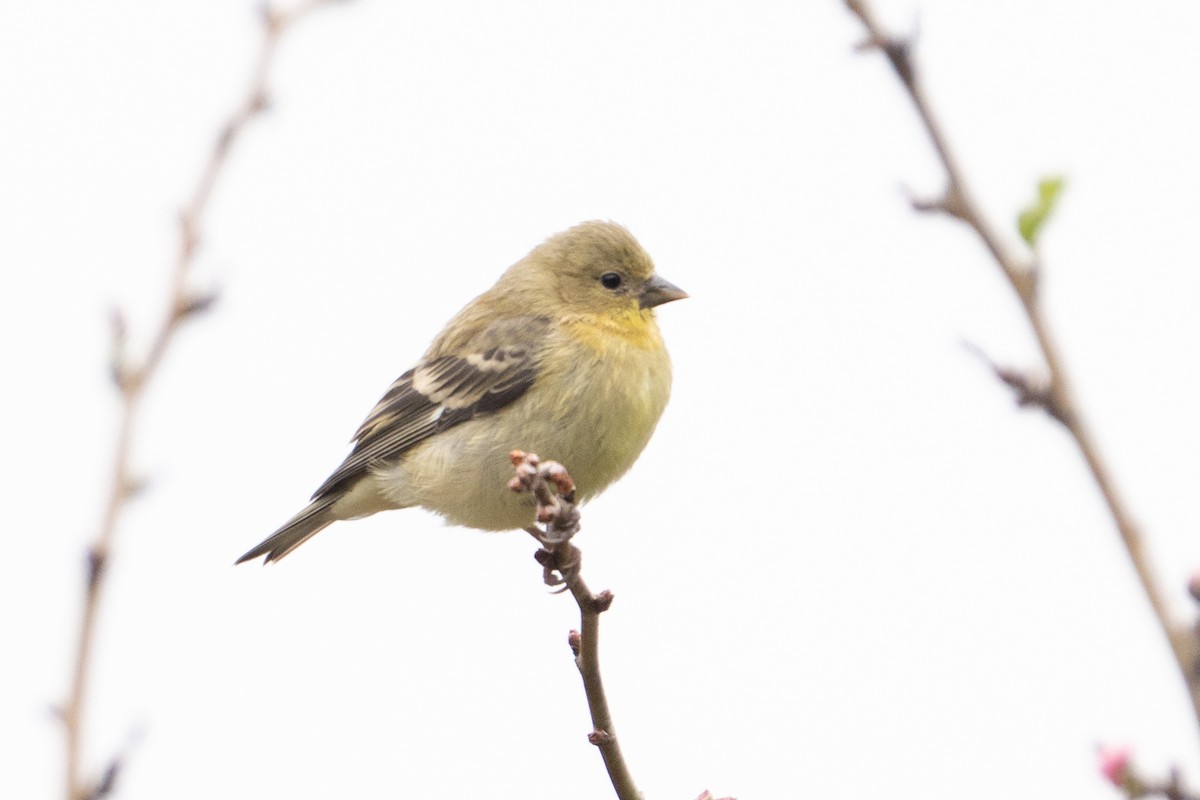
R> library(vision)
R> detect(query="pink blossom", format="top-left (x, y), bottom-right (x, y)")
top-left (1098, 744), bottom-right (1132, 786)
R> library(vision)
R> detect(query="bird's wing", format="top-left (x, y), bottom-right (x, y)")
top-left (310, 315), bottom-right (551, 500)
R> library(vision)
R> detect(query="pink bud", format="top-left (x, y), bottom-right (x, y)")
top-left (1098, 744), bottom-right (1131, 786)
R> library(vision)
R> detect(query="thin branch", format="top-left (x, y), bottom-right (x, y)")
top-left (61, 4), bottom-right (338, 798)
top-left (509, 451), bottom-right (642, 800)
top-left (843, 0), bottom-right (1200, 731)
top-left (1101, 747), bottom-right (1200, 800)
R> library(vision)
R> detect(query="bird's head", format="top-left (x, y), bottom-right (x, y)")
top-left (519, 221), bottom-right (687, 318)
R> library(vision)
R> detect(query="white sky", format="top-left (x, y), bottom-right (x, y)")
top-left (3, 1), bottom-right (1200, 798)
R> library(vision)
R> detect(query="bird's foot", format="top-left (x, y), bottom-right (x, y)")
top-left (530, 535), bottom-right (582, 590)
top-left (510, 450), bottom-right (583, 590)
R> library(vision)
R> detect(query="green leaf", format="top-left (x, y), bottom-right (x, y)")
top-left (1017, 175), bottom-right (1065, 247)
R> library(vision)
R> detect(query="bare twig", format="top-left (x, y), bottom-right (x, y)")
top-left (843, 0), bottom-right (1200, 730)
top-left (61, 4), bottom-right (338, 798)
top-left (1147, 770), bottom-right (1200, 800)
top-left (509, 450), bottom-right (642, 800)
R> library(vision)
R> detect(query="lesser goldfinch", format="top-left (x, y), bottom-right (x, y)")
top-left (237, 221), bottom-right (685, 564)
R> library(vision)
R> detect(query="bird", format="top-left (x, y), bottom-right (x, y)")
top-left (237, 220), bottom-right (686, 564)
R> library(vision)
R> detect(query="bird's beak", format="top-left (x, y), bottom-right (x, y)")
top-left (638, 274), bottom-right (689, 309)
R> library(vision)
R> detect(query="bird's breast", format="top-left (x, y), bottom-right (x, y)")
top-left (533, 326), bottom-right (672, 500)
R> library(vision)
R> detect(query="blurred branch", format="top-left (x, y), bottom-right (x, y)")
top-left (61, 3), bottom-right (340, 798)
top-left (843, 0), bottom-right (1200, 731)
top-left (509, 450), bottom-right (642, 800)
top-left (1100, 745), bottom-right (1200, 800)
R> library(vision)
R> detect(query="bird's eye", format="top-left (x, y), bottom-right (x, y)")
top-left (600, 272), bottom-right (623, 290)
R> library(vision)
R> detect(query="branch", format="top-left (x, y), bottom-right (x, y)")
top-left (1100, 746), bottom-right (1200, 800)
top-left (843, 0), bottom-right (1200, 731)
top-left (509, 450), bottom-right (642, 800)
top-left (61, 4), bottom-right (339, 798)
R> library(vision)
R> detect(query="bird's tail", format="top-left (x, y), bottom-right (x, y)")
top-left (236, 497), bottom-right (339, 565)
